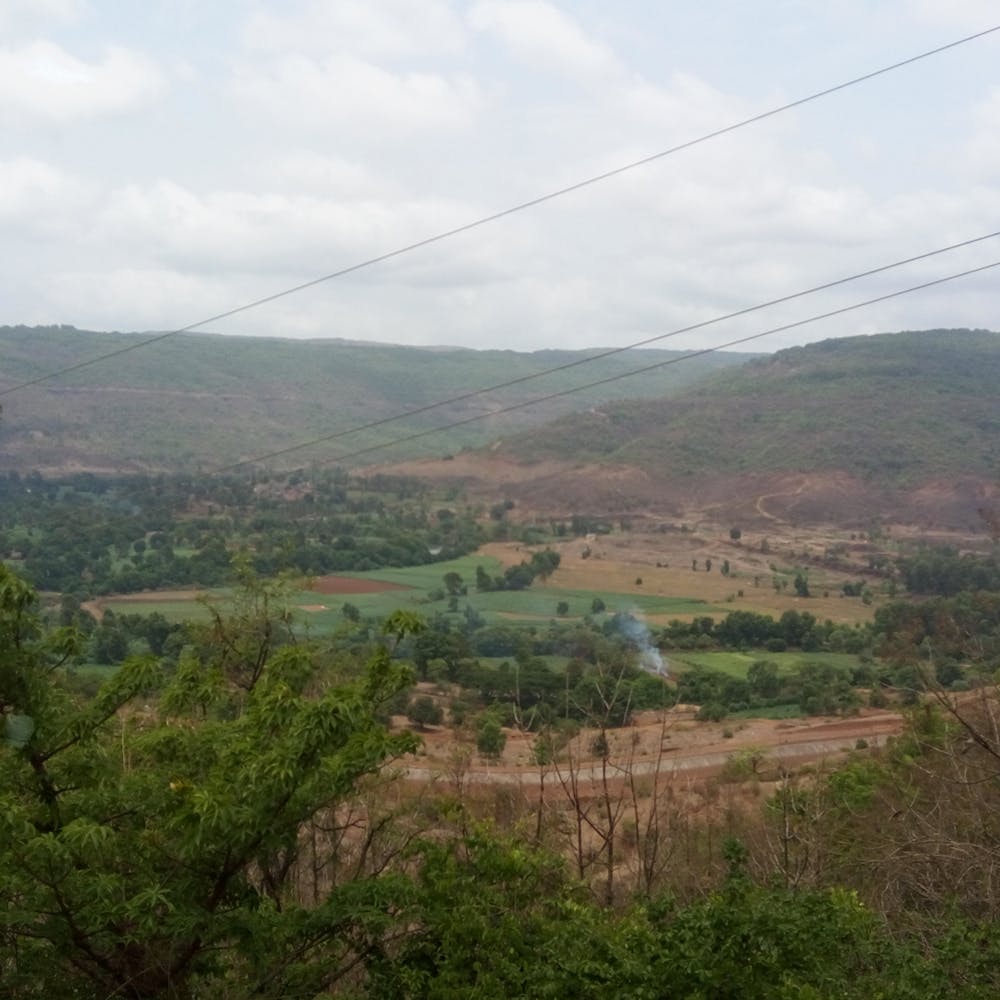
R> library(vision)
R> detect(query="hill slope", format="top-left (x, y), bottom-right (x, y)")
top-left (504, 330), bottom-right (1000, 483)
top-left (411, 329), bottom-right (1000, 528)
top-left (0, 325), bottom-right (752, 473)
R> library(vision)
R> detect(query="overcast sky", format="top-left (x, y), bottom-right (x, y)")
top-left (2, 0), bottom-right (998, 353)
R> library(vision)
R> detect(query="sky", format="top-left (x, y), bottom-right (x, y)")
top-left (2, 0), bottom-right (999, 353)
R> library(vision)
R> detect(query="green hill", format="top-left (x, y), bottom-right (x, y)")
top-left (501, 329), bottom-right (1000, 486)
top-left (0, 325), bottom-right (752, 473)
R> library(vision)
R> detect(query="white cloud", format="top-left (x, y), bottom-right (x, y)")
top-left (230, 52), bottom-right (481, 133)
top-left (0, 41), bottom-right (164, 121)
top-left (0, 0), bottom-right (88, 31)
top-left (257, 151), bottom-right (390, 198)
top-left (46, 267), bottom-right (228, 332)
top-left (1, 3), bottom-right (997, 352)
top-left (243, 0), bottom-right (466, 58)
top-left (0, 158), bottom-right (94, 244)
top-left (0, 157), bottom-right (85, 214)
top-left (469, 0), bottom-right (618, 79)
top-left (965, 89), bottom-right (1000, 179)
top-left (93, 178), bottom-right (488, 279)
top-left (905, 1), bottom-right (1000, 29)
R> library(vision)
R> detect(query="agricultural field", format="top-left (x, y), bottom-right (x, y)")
top-left (91, 550), bottom-right (726, 630)
top-left (669, 650), bottom-right (866, 678)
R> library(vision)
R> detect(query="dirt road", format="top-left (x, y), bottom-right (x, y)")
top-left (401, 710), bottom-right (902, 786)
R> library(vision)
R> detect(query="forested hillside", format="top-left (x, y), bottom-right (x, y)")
top-left (504, 329), bottom-right (1000, 484)
top-left (0, 325), bottom-right (751, 473)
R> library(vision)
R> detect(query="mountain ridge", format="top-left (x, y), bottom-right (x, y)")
top-left (0, 324), bottom-right (753, 473)
top-left (498, 329), bottom-right (1000, 485)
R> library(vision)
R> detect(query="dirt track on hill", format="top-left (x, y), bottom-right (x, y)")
top-left (400, 708), bottom-right (904, 788)
top-left (372, 454), bottom-right (998, 531)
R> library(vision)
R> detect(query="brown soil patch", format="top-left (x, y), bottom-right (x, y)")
top-left (479, 537), bottom-right (878, 625)
top-left (82, 589), bottom-right (208, 619)
top-left (399, 705), bottom-right (904, 788)
top-left (311, 576), bottom-right (413, 595)
top-left (371, 454), bottom-right (997, 532)
top-left (299, 604), bottom-right (329, 612)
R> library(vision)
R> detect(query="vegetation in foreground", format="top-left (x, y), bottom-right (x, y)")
top-left (3, 561), bottom-right (1000, 999)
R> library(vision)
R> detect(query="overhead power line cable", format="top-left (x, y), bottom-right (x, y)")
top-left (1, 23), bottom-right (997, 401)
top-left (209, 229), bottom-right (1000, 471)
top-left (215, 257), bottom-right (1000, 474)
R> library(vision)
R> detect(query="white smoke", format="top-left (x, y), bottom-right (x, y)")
top-left (618, 610), bottom-right (668, 676)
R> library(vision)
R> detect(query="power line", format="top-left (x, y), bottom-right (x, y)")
top-left (211, 230), bottom-right (1000, 471)
top-left (2, 23), bottom-right (997, 401)
top-left (215, 257), bottom-right (1000, 474)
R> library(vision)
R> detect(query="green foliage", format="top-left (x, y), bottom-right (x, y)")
top-left (364, 830), bottom-right (980, 1000)
top-left (407, 695), bottom-right (444, 730)
top-left (0, 468), bottom-right (488, 598)
top-left (367, 831), bottom-right (646, 999)
top-left (0, 567), bottom-right (419, 999)
top-left (476, 715), bottom-right (507, 760)
top-left (4, 555), bottom-right (1000, 998)
top-left (898, 545), bottom-right (1000, 596)
top-left (677, 652), bottom-right (861, 718)
top-left (646, 880), bottom-right (885, 999)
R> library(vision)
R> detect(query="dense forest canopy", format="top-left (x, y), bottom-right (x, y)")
top-left (0, 468), bottom-right (485, 596)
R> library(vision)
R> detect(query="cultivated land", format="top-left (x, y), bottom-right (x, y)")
top-left (80, 511), bottom-right (908, 782)
top-left (28, 329), bottom-right (1000, 798)
top-left (86, 514), bottom-right (887, 628)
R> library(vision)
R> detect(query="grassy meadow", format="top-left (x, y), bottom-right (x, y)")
top-left (669, 650), bottom-right (866, 678)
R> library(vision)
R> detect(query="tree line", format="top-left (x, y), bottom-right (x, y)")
top-left (0, 469), bottom-right (485, 597)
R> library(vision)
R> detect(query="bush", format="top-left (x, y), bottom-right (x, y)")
top-left (696, 702), bottom-right (728, 722)
top-left (407, 695), bottom-right (444, 730)
top-left (476, 715), bottom-right (506, 760)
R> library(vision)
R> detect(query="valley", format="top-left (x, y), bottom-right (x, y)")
top-left (3, 325), bottom-right (1000, 998)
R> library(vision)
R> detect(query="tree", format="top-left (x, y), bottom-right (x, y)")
top-left (476, 715), bottom-right (506, 761)
top-left (443, 571), bottom-right (464, 596)
top-left (341, 601), bottom-right (361, 622)
top-left (591, 597), bottom-right (606, 614)
top-left (475, 564), bottom-right (494, 592)
top-left (556, 601), bottom-right (570, 617)
top-left (794, 573), bottom-right (811, 598)
top-left (529, 549), bottom-right (561, 581)
top-left (0, 565), bottom-right (420, 999)
top-left (747, 659), bottom-right (781, 699)
top-left (407, 694), bottom-right (444, 730)
top-left (729, 527), bottom-right (742, 541)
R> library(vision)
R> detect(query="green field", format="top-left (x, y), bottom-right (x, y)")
top-left (99, 556), bottom-right (721, 631)
top-left (670, 650), bottom-right (865, 678)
